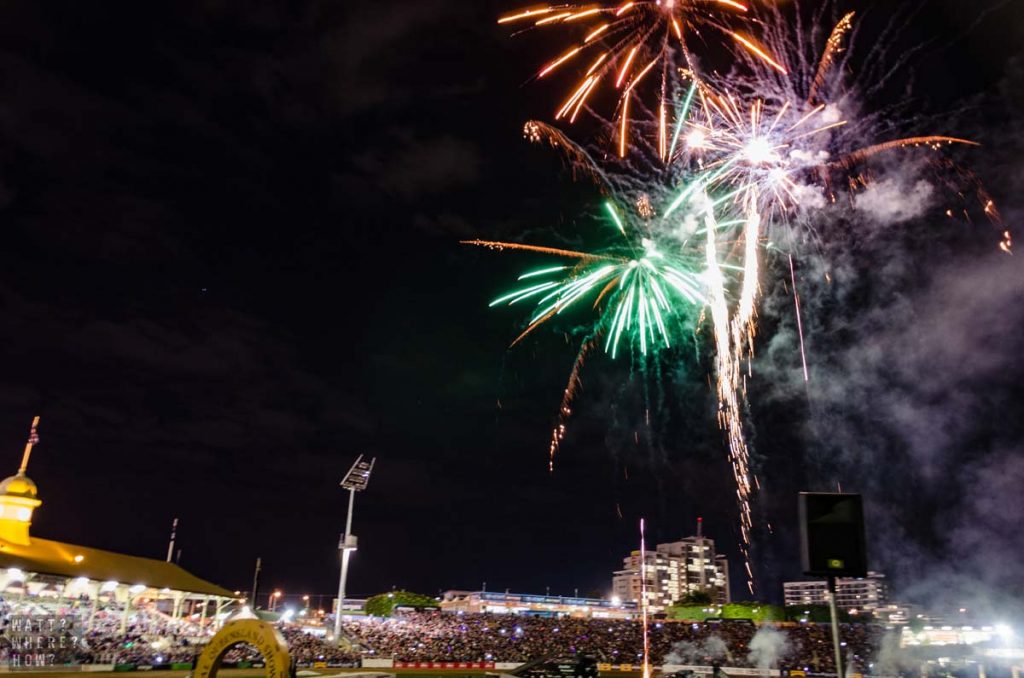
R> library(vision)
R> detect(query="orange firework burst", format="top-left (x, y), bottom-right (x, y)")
top-left (499, 1), bottom-right (784, 158)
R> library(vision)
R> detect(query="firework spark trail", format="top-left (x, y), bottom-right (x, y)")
top-left (929, 156), bottom-right (1013, 254)
top-left (807, 12), bottom-right (855, 105)
top-left (498, 0), bottom-right (786, 156)
top-left (462, 239), bottom-right (619, 261)
top-left (731, 206), bottom-right (759, 368)
top-left (702, 198), bottom-right (754, 594)
top-left (523, 121), bottom-right (609, 186)
top-left (788, 254), bottom-right (810, 382)
top-left (548, 339), bottom-right (596, 471)
top-left (833, 136), bottom-right (981, 170)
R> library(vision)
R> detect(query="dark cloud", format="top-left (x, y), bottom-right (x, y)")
top-left (352, 132), bottom-right (480, 199)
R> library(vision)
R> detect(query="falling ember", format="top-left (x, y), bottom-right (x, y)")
top-left (523, 121), bottom-right (543, 143)
top-left (636, 194), bottom-right (655, 219)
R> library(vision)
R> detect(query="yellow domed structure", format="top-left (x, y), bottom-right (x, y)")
top-left (0, 417), bottom-right (43, 545)
top-left (0, 416), bottom-right (238, 633)
top-left (0, 473), bottom-right (38, 499)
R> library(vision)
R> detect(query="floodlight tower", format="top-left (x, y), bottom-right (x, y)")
top-left (333, 455), bottom-right (375, 641)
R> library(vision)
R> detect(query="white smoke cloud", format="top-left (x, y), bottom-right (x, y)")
top-left (747, 626), bottom-right (791, 670)
top-left (853, 178), bottom-right (934, 223)
top-left (790, 149), bottom-right (829, 165)
top-left (756, 236), bottom-right (1024, 614)
top-left (789, 181), bottom-right (827, 210)
top-left (872, 631), bottom-right (917, 676)
top-left (821, 103), bottom-right (843, 124)
top-left (664, 635), bottom-right (730, 665)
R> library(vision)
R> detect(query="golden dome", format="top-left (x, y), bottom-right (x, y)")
top-left (0, 473), bottom-right (38, 500)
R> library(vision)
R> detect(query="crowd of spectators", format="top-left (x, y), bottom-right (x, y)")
top-left (280, 627), bottom-right (360, 665)
top-left (72, 625), bottom-right (360, 666)
top-left (341, 612), bottom-right (888, 673)
top-left (0, 600), bottom-right (359, 667)
top-left (0, 599), bottom-right (888, 673)
top-left (70, 625), bottom-right (359, 666)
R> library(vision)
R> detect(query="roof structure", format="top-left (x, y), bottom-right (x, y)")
top-left (0, 418), bottom-right (236, 601)
top-left (0, 536), bottom-right (235, 598)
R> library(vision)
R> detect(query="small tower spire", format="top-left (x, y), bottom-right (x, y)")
top-left (18, 416), bottom-right (40, 476)
top-left (0, 417), bottom-right (43, 545)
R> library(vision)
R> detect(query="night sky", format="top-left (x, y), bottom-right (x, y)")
top-left (0, 0), bottom-right (1021, 614)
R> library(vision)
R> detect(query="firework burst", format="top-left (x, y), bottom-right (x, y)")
top-left (499, 1), bottom-right (784, 158)
top-left (467, 197), bottom-right (712, 468)
top-left (483, 0), bottom-right (1011, 599)
top-left (470, 204), bottom-right (705, 359)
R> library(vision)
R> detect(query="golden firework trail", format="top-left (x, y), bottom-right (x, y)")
top-left (462, 239), bottom-right (618, 261)
top-left (833, 136), bottom-right (981, 171)
top-left (523, 120), bottom-right (607, 185)
top-left (807, 12), bottom-right (855, 105)
top-left (499, 1), bottom-right (784, 158)
top-left (548, 339), bottom-right (596, 471)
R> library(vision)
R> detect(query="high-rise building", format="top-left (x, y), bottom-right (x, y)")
top-left (611, 520), bottom-right (730, 612)
top-left (782, 571), bottom-right (888, 612)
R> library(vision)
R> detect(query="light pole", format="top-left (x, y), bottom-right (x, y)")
top-left (333, 455), bottom-right (376, 641)
top-left (251, 557), bottom-right (262, 609)
top-left (271, 590), bottom-right (282, 612)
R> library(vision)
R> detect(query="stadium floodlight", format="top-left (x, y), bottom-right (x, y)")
top-left (341, 456), bottom-right (374, 491)
top-left (333, 455), bottom-right (376, 641)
